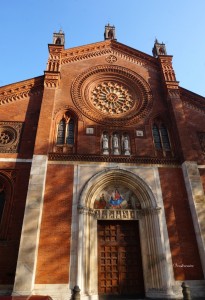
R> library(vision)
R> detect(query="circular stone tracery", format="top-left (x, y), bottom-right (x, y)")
top-left (0, 127), bottom-right (16, 147)
top-left (71, 65), bottom-right (153, 126)
top-left (91, 81), bottom-right (134, 115)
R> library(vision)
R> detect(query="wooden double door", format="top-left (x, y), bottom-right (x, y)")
top-left (98, 220), bottom-right (144, 299)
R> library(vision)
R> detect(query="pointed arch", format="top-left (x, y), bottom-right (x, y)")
top-left (152, 117), bottom-right (172, 157)
top-left (53, 109), bottom-right (78, 153)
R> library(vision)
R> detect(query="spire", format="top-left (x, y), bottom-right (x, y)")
top-left (152, 39), bottom-right (167, 57)
top-left (104, 24), bottom-right (117, 41)
top-left (52, 29), bottom-right (65, 46)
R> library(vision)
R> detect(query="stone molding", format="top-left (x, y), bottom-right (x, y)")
top-left (182, 161), bottom-right (205, 277)
top-left (78, 207), bottom-right (161, 219)
top-left (0, 77), bottom-right (44, 106)
top-left (13, 155), bottom-right (48, 295)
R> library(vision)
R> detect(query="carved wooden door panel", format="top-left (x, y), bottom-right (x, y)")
top-left (98, 220), bottom-right (144, 298)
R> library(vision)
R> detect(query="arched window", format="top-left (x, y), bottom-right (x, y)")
top-left (57, 119), bottom-right (66, 145)
top-left (55, 37), bottom-right (61, 45)
top-left (66, 119), bottom-right (75, 145)
top-left (160, 124), bottom-right (171, 150)
top-left (56, 114), bottom-right (75, 147)
top-left (152, 122), bottom-right (171, 156)
top-left (152, 124), bottom-right (162, 150)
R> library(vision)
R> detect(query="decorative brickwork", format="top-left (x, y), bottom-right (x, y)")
top-left (0, 77), bottom-right (44, 106)
top-left (180, 87), bottom-right (205, 115)
top-left (61, 40), bottom-right (158, 70)
top-left (105, 55), bottom-right (117, 63)
top-left (48, 152), bottom-right (179, 165)
top-left (44, 71), bottom-right (60, 88)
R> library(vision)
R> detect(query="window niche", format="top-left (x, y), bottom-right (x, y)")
top-left (54, 112), bottom-right (76, 154)
top-left (152, 120), bottom-right (172, 157)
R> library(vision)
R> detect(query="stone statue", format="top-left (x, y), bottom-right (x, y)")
top-left (102, 135), bottom-right (109, 155)
top-left (113, 134), bottom-right (119, 148)
top-left (123, 136), bottom-right (130, 155)
top-left (113, 134), bottom-right (120, 155)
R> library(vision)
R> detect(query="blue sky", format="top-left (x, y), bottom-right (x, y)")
top-left (1, 0), bottom-right (205, 96)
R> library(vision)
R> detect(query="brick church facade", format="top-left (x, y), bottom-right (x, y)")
top-left (0, 25), bottom-right (205, 299)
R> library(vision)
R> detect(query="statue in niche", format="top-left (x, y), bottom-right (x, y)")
top-left (113, 134), bottom-right (120, 155)
top-left (102, 134), bottom-right (109, 155)
top-left (123, 136), bottom-right (130, 155)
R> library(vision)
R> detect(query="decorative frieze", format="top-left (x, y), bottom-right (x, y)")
top-left (0, 77), bottom-right (44, 106)
top-left (168, 89), bottom-right (180, 98)
top-left (162, 64), bottom-right (176, 81)
top-left (48, 152), bottom-right (179, 165)
top-left (61, 40), bottom-right (157, 70)
top-left (44, 71), bottom-right (60, 88)
top-left (78, 207), bottom-right (161, 219)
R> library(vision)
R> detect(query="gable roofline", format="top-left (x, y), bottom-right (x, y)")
top-left (61, 39), bottom-right (158, 68)
top-left (0, 75), bottom-right (44, 90)
top-left (0, 75), bottom-right (44, 106)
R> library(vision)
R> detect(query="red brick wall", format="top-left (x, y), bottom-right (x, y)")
top-left (35, 164), bottom-right (74, 284)
top-left (0, 91), bottom-right (42, 160)
top-left (0, 162), bottom-right (31, 284)
top-left (159, 167), bottom-right (203, 280)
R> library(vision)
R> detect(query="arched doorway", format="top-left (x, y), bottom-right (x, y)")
top-left (76, 168), bottom-right (175, 299)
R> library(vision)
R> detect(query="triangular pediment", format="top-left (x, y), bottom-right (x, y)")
top-left (62, 39), bottom-right (158, 69)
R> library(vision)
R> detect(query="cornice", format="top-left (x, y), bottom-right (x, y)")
top-left (180, 87), bottom-right (205, 114)
top-left (48, 153), bottom-right (179, 166)
top-left (61, 40), bottom-right (158, 71)
top-left (0, 76), bottom-right (44, 106)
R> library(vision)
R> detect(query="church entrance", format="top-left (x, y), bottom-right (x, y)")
top-left (98, 220), bottom-right (144, 299)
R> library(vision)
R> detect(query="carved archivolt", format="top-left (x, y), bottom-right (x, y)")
top-left (0, 122), bottom-right (23, 153)
top-left (71, 65), bottom-right (153, 126)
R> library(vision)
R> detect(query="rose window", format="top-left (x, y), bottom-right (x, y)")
top-left (91, 82), bottom-right (134, 115)
top-left (0, 131), bottom-right (13, 145)
top-left (0, 126), bottom-right (16, 148)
